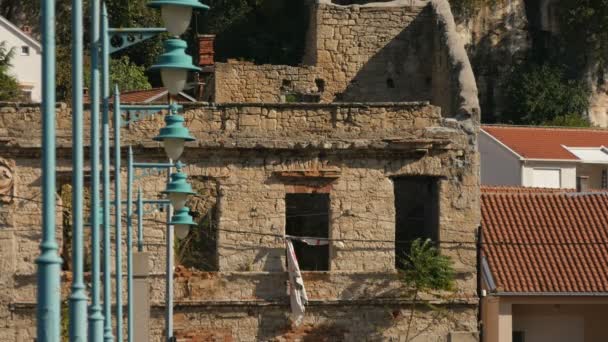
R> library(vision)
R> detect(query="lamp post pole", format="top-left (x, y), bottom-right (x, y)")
top-left (68, 0), bottom-right (88, 339)
top-left (89, 0), bottom-right (105, 339)
top-left (36, 0), bottom-right (62, 340)
top-left (165, 163), bottom-right (174, 342)
top-left (137, 188), bottom-right (144, 252)
top-left (114, 86), bottom-right (123, 342)
top-left (98, 3), bottom-right (207, 341)
top-left (127, 146), bottom-right (134, 342)
top-left (101, 4), bottom-right (114, 342)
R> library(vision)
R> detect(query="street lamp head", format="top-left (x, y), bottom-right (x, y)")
top-left (169, 206), bottom-right (196, 239)
top-left (162, 171), bottom-right (196, 210)
top-left (150, 39), bottom-right (201, 95)
top-left (153, 114), bottom-right (195, 160)
top-left (148, 0), bottom-right (209, 36)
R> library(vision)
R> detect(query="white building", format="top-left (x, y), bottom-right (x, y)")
top-left (480, 125), bottom-right (608, 190)
top-left (0, 16), bottom-right (41, 102)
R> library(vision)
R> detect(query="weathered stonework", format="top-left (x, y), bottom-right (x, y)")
top-left (0, 0), bottom-right (480, 340)
top-left (212, 0), bottom-right (480, 122)
top-left (454, 0), bottom-right (529, 121)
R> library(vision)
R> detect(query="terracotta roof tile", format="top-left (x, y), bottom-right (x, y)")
top-left (482, 187), bottom-right (608, 293)
top-left (482, 125), bottom-right (608, 160)
top-left (84, 88), bottom-right (195, 103)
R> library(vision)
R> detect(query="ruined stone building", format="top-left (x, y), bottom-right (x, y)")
top-left (0, 0), bottom-right (480, 340)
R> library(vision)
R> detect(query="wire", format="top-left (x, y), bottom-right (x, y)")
top-left (9, 194), bottom-right (608, 247)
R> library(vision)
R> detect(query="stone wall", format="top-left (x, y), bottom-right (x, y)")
top-left (0, 98), bottom-right (480, 341)
top-left (212, 0), bottom-right (481, 122)
top-left (213, 63), bottom-right (320, 104)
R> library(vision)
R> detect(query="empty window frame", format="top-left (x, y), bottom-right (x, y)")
top-left (393, 177), bottom-right (440, 269)
top-left (285, 193), bottom-right (330, 271)
top-left (512, 331), bottom-right (525, 342)
top-left (21, 46), bottom-right (30, 56)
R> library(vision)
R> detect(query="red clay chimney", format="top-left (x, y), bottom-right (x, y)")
top-left (197, 34), bottom-right (215, 67)
top-left (21, 25), bottom-right (32, 35)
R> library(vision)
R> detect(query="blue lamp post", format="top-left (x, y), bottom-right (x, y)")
top-left (169, 207), bottom-right (197, 239)
top-left (150, 39), bottom-right (202, 96)
top-left (68, 0), bottom-right (89, 340)
top-left (162, 170), bottom-right (196, 210)
top-left (148, 0), bottom-right (209, 36)
top-left (153, 107), bottom-right (196, 161)
top-left (36, 0), bottom-right (63, 341)
top-left (35, 0), bottom-right (209, 340)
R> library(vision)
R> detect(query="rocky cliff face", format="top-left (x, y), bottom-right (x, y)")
top-left (454, 0), bottom-right (608, 127)
top-left (453, 0), bottom-right (530, 122)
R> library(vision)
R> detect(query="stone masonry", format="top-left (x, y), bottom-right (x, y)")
top-left (0, 0), bottom-right (480, 341)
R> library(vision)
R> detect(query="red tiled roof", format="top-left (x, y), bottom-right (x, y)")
top-left (117, 88), bottom-right (168, 103)
top-left (481, 186), bottom-right (577, 194)
top-left (482, 187), bottom-right (608, 293)
top-left (482, 125), bottom-right (608, 160)
top-left (84, 88), bottom-right (195, 103)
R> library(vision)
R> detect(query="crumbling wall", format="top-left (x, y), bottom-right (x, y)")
top-left (0, 97), bottom-right (479, 341)
top-left (212, 0), bottom-right (480, 123)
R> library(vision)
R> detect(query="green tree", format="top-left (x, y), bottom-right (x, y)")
top-left (501, 63), bottom-right (590, 125)
top-left (399, 239), bottom-right (455, 342)
top-left (109, 56), bottom-right (152, 92)
top-left (199, 0), bottom-right (310, 65)
top-left (543, 114), bottom-right (592, 127)
top-left (0, 41), bottom-right (20, 101)
top-left (558, 0), bottom-right (608, 65)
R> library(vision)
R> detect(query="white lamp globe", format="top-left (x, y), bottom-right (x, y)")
top-left (161, 68), bottom-right (188, 95)
top-left (163, 138), bottom-right (185, 161)
top-left (175, 224), bottom-right (190, 239)
top-left (161, 5), bottom-right (193, 36)
top-left (168, 192), bottom-right (188, 210)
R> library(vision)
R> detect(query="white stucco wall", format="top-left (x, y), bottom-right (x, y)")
top-left (521, 161), bottom-right (577, 189)
top-left (0, 19), bottom-right (41, 102)
top-left (513, 313), bottom-right (584, 342)
top-left (578, 163), bottom-right (608, 189)
top-left (479, 131), bottom-right (522, 186)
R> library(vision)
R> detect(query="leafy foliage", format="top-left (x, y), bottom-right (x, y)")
top-left (449, 0), bottom-right (497, 19)
top-left (398, 239), bottom-right (455, 342)
top-left (199, 0), bottom-right (310, 65)
top-left (542, 114), bottom-right (592, 127)
top-left (501, 63), bottom-right (590, 125)
top-left (558, 0), bottom-right (608, 65)
top-left (109, 56), bottom-right (152, 92)
top-left (0, 0), bottom-right (162, 99)
top-left (399, 239), bottom-right (455, 292)
top-left (0, 41), bottom-right (20, 101)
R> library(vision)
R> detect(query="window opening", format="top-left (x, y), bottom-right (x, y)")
top-left (602, 169), bottom-right (607, 189)
top-left (21, 46), bottom-right (30, 56)
top-left (285, 193), bottom-right (330, 271)
top-left (394, 177), bottom-right (440, 269)
top-left (513, 331), bottom-right (525, 342)
top-left (175, 178), bottom-right (219, 271)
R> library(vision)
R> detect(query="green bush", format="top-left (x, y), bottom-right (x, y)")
top-left (399, 239), bottom-right (455, 292)
top-left (0, 41), bottom-right (20, 101)
top-left (501, 63), bottom-right (590, 125)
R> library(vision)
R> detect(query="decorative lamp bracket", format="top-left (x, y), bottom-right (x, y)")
top-left (108, 28), bottom-right (167, 54)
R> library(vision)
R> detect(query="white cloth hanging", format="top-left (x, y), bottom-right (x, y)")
top-left (286, 239), bottom-right (309, 326)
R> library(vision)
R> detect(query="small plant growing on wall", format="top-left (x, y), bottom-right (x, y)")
top-left (398, 239), bottom-right (455, 341)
